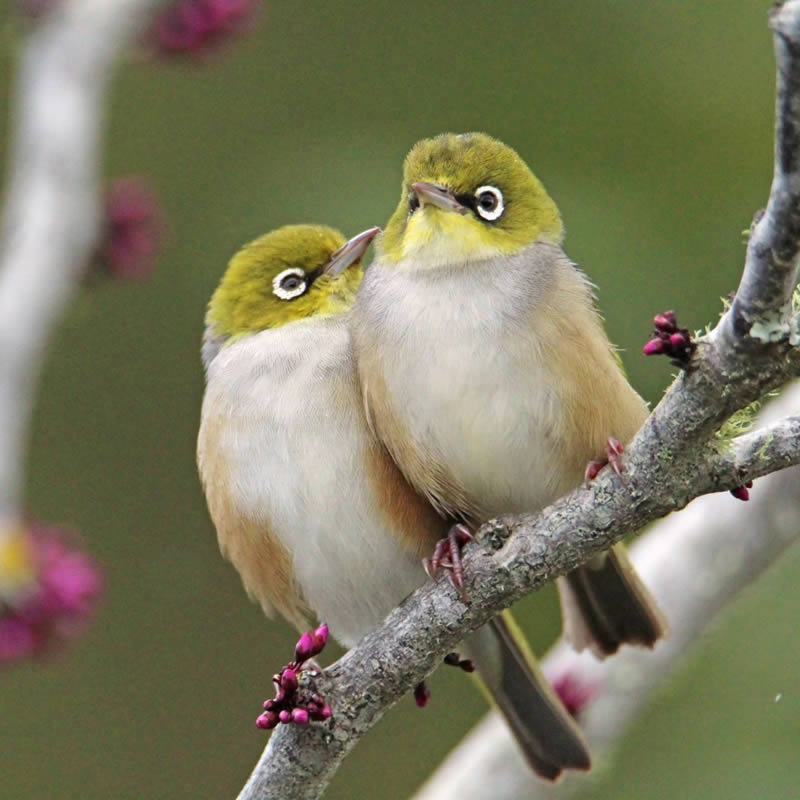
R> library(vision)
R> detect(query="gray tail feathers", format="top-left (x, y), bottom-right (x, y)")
top-left (558, 543), bottom-right (668, 659)
top-left (464, 612), bottom-right (591, 781)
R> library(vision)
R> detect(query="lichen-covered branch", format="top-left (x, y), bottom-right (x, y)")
top-left (0, 0), bottom-right (162, 533)
top-left (727, 2), bottom-right (800, 340)
top-left (413, 383), bottom-right (800, 800)
top-left (240, 4), bottom-right (800, 798)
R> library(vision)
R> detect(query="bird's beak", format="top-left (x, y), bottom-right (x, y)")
top-left (411, 182), bottom-right (469, 215)
top-left (324, 226), bottom-right (381, 276)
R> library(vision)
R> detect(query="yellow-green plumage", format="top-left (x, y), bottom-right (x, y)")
top-left (206, 224), bottom-right (362, 339)
top-left (382, 133), bottom-right (563, 263)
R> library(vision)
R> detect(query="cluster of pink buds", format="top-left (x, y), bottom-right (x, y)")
top-left (96, 177), bottom-right (164, 282)
top-left (256, 624), bottom-right (332, 730)
top-left (730, 480), bottom-right (753, 502)
top-left (551, 670), bottom-right (598, 718)
top-left (151, 0), bottom-right (262, 58)
top-left (643, 310), bottom-right (696, 367)
top-left (0, 523), bottom-right (103, 666)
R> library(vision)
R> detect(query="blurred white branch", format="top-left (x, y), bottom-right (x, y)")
top-left (413, 383), bottom-right (800, 800)
top-left (0, 0), bottom-right (162, 533)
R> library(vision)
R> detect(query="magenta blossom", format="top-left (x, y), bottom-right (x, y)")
top-left (150, 0), bottom-right (262, 58)
top-left (100, 177), bottom-right (164, 281)
top-left (0, 523), bottom-right (103, 667)
top-left (551, 670), bottom-right (599, 718)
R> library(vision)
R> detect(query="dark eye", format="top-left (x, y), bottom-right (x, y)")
top-left (474, 185), bottom-right (504, 221)
top-left (272, 268), bottom-right (307, 300)
top-left (408, 192), bottom-right (420, 215)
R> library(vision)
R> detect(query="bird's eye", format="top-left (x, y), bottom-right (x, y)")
top-left (408, 192), bottom-right (420, 216)
top-left (474, 185), bottom-right (504, 221)
top-left (272, 268), bottom-right (307, 301)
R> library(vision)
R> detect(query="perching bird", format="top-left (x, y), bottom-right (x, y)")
top-left (351, 133), bottom-right (667, 659)
top-left (197, 223), bottom-right (590, 780)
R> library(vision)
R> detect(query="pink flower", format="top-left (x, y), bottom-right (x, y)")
top-left (551, 670), bottom-right (599, 718)
top-left (150, 0), bottom-right (262, 58)
top-left (100, 178), bottom-right (164, 281)
top-left (0, 523), bottom-right (103, 667)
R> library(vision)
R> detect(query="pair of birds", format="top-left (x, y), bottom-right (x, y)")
top-left (197, 132), bottom-right (666, 780)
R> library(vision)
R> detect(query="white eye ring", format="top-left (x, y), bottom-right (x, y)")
top-left (272, 267), bottom-right (307, 300)
top-left (474, 185), bottom-right (505, 221)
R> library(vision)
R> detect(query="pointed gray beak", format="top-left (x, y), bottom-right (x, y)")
top-left (324, 226), bottom-right (381, 276)
top-left (411, 182), bottom-right (469, 215)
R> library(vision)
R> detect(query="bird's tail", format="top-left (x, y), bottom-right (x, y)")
top-left (557, 542), bottom-right (667, 658)
top-left (464, 611), bottom-right (591, 781)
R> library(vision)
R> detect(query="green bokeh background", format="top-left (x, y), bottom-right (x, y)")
top-left (2, 2), bottom-right (799, 798)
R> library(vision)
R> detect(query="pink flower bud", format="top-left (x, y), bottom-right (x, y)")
top-left (669, 332), bottom-right (687, 349)
top-left (654, 311), bottom-right (677, 330)
top-left (319, 705), bottom-right (333, 720)
top-left (643, 338), bottom-right (666, 356)
top-left (291, 708), bottom-right (309, 725)
top-left (101, 178), bottom-right (163, 281)
top-left (295, 632), bottom-right (314, 662)
top-left (551, 670), bottom-right (598, 717)
top-left (149, 0), bottom-right (262, 59)
top-left (280, 667), bottom-right (298, 692)
top-left (278, 710), bottom-right (291, 724)
top-left (730, 486), bottom-right (750, 501)
top-left (256, 711), bottom-right (279, 730)
top-left (311, 623), bottom-right (329, 654)
top-left (414, 682), bottom-right (431, 708)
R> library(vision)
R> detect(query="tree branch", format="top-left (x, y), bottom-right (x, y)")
top-left (727, 2), bottom-right (800, 341)
top-left (0, 0), bottom-right (162, 535)
top-left (238, 5), bottom-right (800, 799)
top-left (237, 4), bottom-right (800, 798)
top-left (412, 382), bottom-right (800, 800)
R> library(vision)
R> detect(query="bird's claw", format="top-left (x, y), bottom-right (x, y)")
top-left (584, 437), bottom-right (626, 486)
top-left (423, 523), bottom-right (473, 602)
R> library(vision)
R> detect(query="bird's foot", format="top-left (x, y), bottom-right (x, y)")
top-left (443, 652), bottom-right (476, 672)
top-left (423, 523), bottom-right (473, 602)
top-left (585, 437), bottom-right (626, 485)
top-left (256, 624), bottom-right (333, 730)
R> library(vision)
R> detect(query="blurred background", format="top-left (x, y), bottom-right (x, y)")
top-left (2, 1), bottom-right (799, 798)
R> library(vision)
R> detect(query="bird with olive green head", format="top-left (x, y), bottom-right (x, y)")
top-left (352, 133), bottom-right (667, 658)
top-left (197, 223), bottom-right (591, 781)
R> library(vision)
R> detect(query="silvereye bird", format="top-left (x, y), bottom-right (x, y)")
top-left (196, 224), bottom-right (591, 780)
top-left (351, 133), bottom-right (667, 658)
